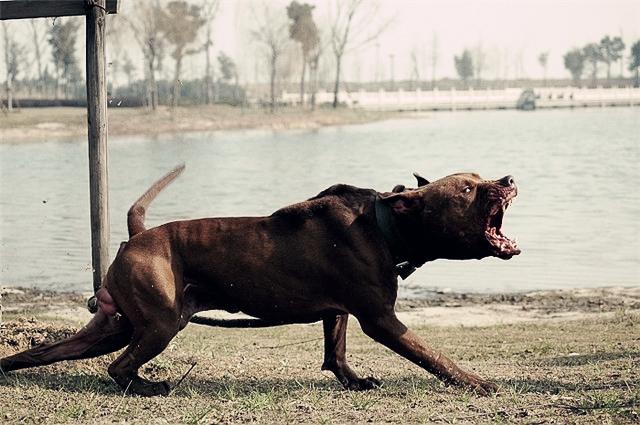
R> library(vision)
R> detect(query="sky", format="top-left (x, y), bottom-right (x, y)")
top-left (1, 0), bottom-right (639, 84)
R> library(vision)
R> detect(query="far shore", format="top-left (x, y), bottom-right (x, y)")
top-left (0, 106), bottom-right (400, 143)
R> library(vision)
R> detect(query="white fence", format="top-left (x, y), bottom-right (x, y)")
top-left (281, 87), bottom-right (640, 111)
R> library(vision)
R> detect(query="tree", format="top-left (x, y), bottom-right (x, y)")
top-left (583, 42), bottom-right (603, 85)
top-left (158, 1), bottom-right (206, 108)
top-left (564, 48), bottom-right (585, 86)
top-left (217, 51), bottom-right (239, 102)
top-left (599, 36), bottom-right (625, 81)
top-left (409, 46), bottom-right (420, 89)
top-left (538, 51), bottom-right (549, 86)
top-left (2, 22), bottom-right (24, 111)
top-left (287, 1), bottom-right (319, 107)
top-left (217, 51), bottom-right (236, 82)
top-left (473, 43), bottom-right (485, 88)
top-left (128, 0), bottom-right (164, 111)
top-left (122, 53), bottom-right (136, 88)
top-left (48, 19), bottom-right (81, 99)
top-left (629, 40), bottom-right (640, 87)
top-left (329, 0), bottom-right (391, 108)
top-left (29, 20), bottom-right (47, 94)
top-left (252, 3), bottom-right (289, 113)
top-left (201, 0), bottom-right (220, 105)
top-left (106, 14), bottom-right (127, 91)
top-left (430, 33), bottom-right (438, 89)
top-left (454, 49), bottom-right (474, 87)
top-left (308, 32), bottom-right (325, 110)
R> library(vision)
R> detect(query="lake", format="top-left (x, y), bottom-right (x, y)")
top-left (1, 108), bottom-right (638, 296)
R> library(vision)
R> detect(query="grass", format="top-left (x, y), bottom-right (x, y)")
top-left (1, 310), bottom-right (638, 424)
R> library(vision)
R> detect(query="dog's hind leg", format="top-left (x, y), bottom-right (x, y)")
top-left (105, 276), bottom-right (182, 396)
top-left (0, 311), bottom-right (132, 373)
top-left (358, 311), bottom-right (498, 395)
top-left (106, 319), bottom-right (179, 397)
top-left (321, 314), bottom-right (381, 390)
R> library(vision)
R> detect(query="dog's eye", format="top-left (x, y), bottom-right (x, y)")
top-left (462, 186), bottom-right (471, 193)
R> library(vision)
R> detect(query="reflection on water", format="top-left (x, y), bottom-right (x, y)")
top-left (1, 108), bottom-right (638, 294)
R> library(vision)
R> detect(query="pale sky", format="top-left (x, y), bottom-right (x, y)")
top-left (2, 0), bottom-right (639, 84)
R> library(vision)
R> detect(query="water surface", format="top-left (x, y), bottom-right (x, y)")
top-left (1, 108), bottom-right (638, 295)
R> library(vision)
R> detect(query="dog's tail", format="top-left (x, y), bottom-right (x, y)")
top-left (127, 164), bottom-right (186, 238)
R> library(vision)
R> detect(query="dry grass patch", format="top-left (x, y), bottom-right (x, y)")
top-left (1, 309), bottom-right (638, 424)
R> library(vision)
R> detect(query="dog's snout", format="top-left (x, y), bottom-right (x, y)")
top-left (499, 175), bottom-right (515, 187)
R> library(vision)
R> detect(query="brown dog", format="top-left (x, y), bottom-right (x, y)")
top-left (0, 165), bottom-right (520, 396)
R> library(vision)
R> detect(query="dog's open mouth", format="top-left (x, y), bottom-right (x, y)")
top-left (485, 190), bottom-right (520, 259)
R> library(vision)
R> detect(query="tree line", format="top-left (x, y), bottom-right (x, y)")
top-left (454, 36), bottom-right (640, 89)
top-left (2, 1), bottom-right (640, 113)
top-left (564, 36), bottom-right (640, 87)
top-left (2, 0), bottom-right (391, 112)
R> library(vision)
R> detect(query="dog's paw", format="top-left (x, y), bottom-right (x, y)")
top-left (346, 376), bottom-right (382, 391)
top-left (460, 376), bottom-right (498, 396)
top-left (472, 380), bottom-right (498, 396)
top-left (128, 378), bottom-right (171, 397)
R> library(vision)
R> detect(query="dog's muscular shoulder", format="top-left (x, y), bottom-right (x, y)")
top-left (272, 184), bottom-right (377, 225)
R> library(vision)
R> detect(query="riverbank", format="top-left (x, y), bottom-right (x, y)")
top-left (1, 286), bottom-right (638, 423)
top-left (0, 106), bottom-right (398, 143)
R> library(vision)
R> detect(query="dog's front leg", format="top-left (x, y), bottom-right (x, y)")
top-left (358, 312), bottom-right (497, 395)
top-left (321, 314), bottom-right (381, 390)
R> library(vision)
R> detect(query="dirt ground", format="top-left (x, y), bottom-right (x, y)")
top-left (0, 286), bottom-right (638, 424)
top-left (0, 106), bottom-right (397, 143)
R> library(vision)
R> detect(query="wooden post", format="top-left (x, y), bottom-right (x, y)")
top-left (86, 0), bottom-right (110, 293)
top-left (0, 0), bottom-right (119, 20)
top-left (1, 0), bottom-right (119, 303)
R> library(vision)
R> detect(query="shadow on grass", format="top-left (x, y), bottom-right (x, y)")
top-left (0, 369), bottom-right (346, 396)
top-left (0, 368), bottom-right (441, 397)
top-left (499, 377), bottom-right (640, 394)
top-left (539, 350), bottom-right (640, 367)
top-left (175, 375), bottom-right (440, 395)
top-left (0, 369), bottom-right (120, 395)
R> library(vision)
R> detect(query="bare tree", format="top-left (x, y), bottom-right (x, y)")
top-left (2, 22), bottom-right (22, 111)
top-left (122, 53), bottom-right (136, 88)
top-left (201, 0), bottom-right (220, 105)
top-left (513, 49), bottom-right (525, 80)
top-left (106, 14), bottom-right (128, 92)
top-left (328, 0), bottom-right (392, 108)
top-left (409, 46), bottom-right (420, 89)
top-left (128, 0), bottom-right (164, 110)
top-left (308, 53), bottom-right (321, 107)
top-left (158, 1), bottom-right (206, 108)
top-left (29, 20), bottom-right (47, 95)
top-left (430, 32), bottom-right (438, 89)
top-left (252, 3), bottom-right (289, 113)
top-left (473, 42), bottom-right (485, 88)
top-left (538, 51), bottom-right (549, 86)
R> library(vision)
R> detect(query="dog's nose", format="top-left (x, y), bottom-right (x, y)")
top-left (499, 175), bottom-right (515, 187)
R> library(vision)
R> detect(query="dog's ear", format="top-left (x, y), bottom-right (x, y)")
top-left (391, 184), bottom-right (406, 193)
top-left (380, 191), bottom-right (424, 215)
top-left (413, 172), bottom-right (430, 187)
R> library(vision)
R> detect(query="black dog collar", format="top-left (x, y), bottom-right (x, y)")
top-left (374, 196), bottom-right (417, 279)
